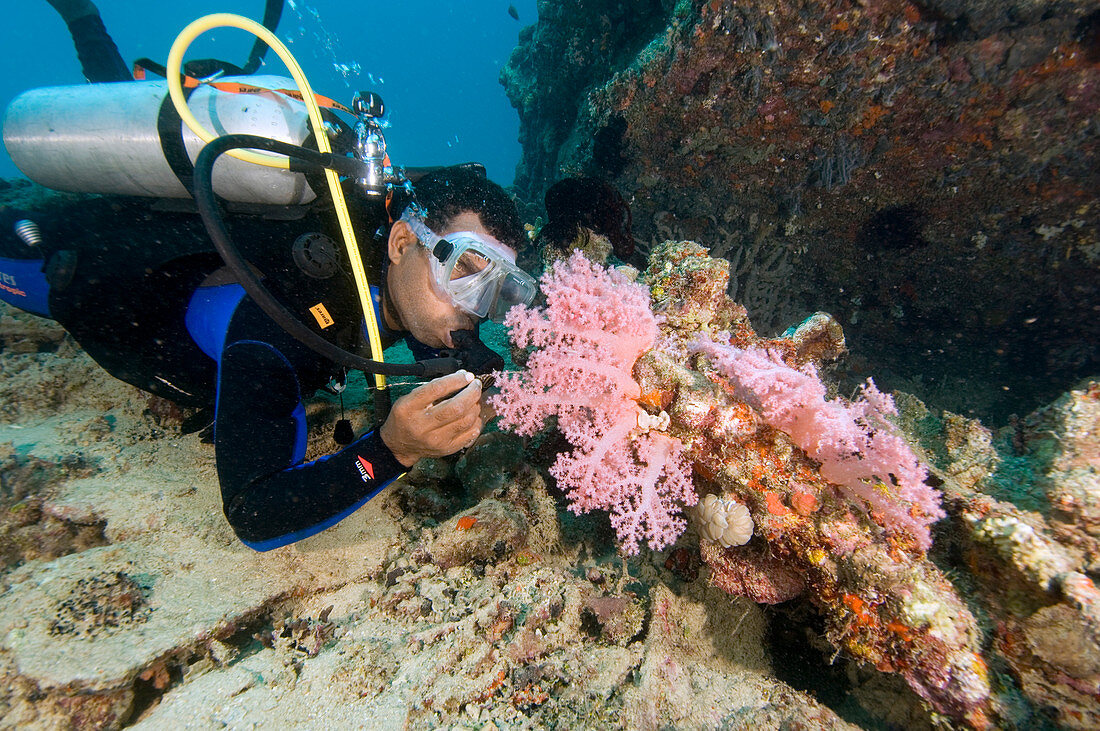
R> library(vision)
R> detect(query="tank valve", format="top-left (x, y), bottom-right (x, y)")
top-left (352, 91), bottom-right (390, 198)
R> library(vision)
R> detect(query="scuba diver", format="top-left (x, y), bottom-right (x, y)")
top-left (0, 2), bottom-right (536, 550)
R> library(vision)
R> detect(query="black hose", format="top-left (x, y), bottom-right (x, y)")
top-left (242, 0), bottom-right (285, 75)
top-left (192, 133), bottom-right (462, 378)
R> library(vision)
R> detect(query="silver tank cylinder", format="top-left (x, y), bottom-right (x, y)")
top-left (2, 75), bottom-right (319, 206)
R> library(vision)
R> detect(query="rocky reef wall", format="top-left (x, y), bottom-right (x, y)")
top-left (502, 0), bottom-right (1099, 423)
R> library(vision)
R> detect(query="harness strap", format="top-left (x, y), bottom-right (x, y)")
top-left (133, 61), bottom-right (352, 114)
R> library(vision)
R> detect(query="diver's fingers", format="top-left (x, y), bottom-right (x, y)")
top-left (381, 372), bottom-right (487, 466)
top-left (452, 404), bottom-right (485, 441)
top-left (428, 400), bottom-right (483, 453)
top-left (425, 378), bottom-right (483, 425)
top-left (444, 396), bottom-right (486, 444)
top-left (406, 370), bottom-right (476, 411)
top-left (455, 421), bottom-right (484, 450)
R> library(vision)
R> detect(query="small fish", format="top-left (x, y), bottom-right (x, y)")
top-left (508, 4), bottom-right (519, 21)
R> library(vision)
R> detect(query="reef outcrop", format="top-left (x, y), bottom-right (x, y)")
top-left (914, 381), bottom-right (1100, 729)
top-left (637, 242), bottom-right (989, 726)
top-left (493, 238), bottom-right (1098, 728)
top-left (502, 0), bottom-right (1100, 421)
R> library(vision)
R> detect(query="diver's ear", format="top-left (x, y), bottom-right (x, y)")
top-left (387, 220), bottom-right (419, 264)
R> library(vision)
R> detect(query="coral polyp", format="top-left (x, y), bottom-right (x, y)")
top-left (696, 494), bottom-right (754, 547)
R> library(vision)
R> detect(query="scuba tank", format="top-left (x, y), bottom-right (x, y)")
top-left (3, 75), bottom-right (323, 206)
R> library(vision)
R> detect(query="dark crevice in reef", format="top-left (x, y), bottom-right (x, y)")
top-left (126, 662), bottom-right (185, 725)
top-left (1076, 8), bottom-right (1100, 62)
top-left (122, 609), bottom-right (286, 726)
top-left (765, 600), bottom-right (934, 731)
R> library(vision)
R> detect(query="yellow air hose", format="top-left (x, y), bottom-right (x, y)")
top-left (166, 13), bottom-right (388, 391)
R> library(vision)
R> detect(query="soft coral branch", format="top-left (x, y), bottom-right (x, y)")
top-left (691, 334), bottom-right (944, 549)
top-left (490, 252), bottom-right (697, 554)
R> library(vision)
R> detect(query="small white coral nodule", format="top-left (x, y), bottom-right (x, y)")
top-left (697, 493), bottom-right (754, 547)
top-left (636, 409), bottom-right (671, 433)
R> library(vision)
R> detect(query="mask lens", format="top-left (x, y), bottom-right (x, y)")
top-left (488, 271), bottom-right (537, 322)
top-left (499, 273), bottom-right (526, 305)
top-left (451, 249), bottom-right (491, 280)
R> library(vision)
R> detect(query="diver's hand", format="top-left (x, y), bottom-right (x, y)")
top-left (379, 370), bottom-right (486, 467)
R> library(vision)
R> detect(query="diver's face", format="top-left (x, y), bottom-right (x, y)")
top-left (384, 211), bottom-right (507, 349)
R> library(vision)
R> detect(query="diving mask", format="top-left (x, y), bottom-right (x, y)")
top-left (400, 212), bottom-right (537, 322)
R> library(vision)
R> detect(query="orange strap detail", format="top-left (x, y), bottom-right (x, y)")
top-left (131, 62), bottom-right (351, 114)
top-left (201, 80), bottom-right (353, 114)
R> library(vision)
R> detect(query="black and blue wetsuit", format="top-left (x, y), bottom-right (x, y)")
top-left (0, 197), bottom-right (411, 551)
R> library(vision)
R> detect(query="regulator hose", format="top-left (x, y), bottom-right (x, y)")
top-left (193, 133), bottom-right (463, 379)
top-left (167, 13), bottom-right (388, 393)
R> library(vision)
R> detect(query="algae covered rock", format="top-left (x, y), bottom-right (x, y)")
top-left (504, 0), bottom-right (1099, 420)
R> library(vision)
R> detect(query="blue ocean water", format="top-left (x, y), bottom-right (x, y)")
top-left (0, 0), bottom-right (537, 185)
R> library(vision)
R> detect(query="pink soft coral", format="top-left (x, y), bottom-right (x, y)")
top-left (490, 251), bottom-right (697, 554)
top-left (691, 335), bottom-right (944, 549)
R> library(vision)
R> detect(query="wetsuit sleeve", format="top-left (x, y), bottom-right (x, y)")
top-left (214, 339), bottom-right (405, 550)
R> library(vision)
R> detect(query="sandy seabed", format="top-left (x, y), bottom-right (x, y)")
top-left (0, 300), bottom-right (866, 730)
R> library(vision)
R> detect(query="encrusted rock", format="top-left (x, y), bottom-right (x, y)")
top-left (700, 540), bottom-right (805, 605)
top-left (428, 499), bottom-right (529, 570)
top-left (579, 591), bottom-right (646, 645)
top-left (907, 388), bottom-right (1100, 728)
top-left (505, 0), bottom-right (1099, 419)
top-left (454, 431), bottom-right (526, 498)
top-left (0, 447), bottom-right (105, 572)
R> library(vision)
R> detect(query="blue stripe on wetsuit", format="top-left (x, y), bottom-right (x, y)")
top-left (185, 283), bottom-right (247, 363)
top-left (187, 286), bottom-right (308, 461)
top-left (195, 284), bottom-right (405, 550)
top-left (195, 283), bottom-right (399, 364)
top-left (290, 401), bottom-right (307, 465)
top-left (0, 258), bottom-right (51, 317)
top-left (223, 336), bottom-right (398, 551)
top-left (191, 278), bottom-right (411, 547)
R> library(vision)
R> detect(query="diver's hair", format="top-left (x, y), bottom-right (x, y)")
top-left (405, 167), bottom-right (524, 252)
